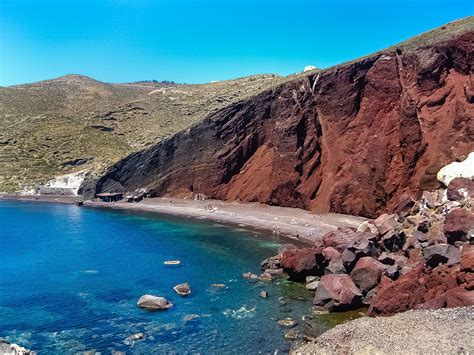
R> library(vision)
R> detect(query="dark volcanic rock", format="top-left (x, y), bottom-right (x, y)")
top-left (424, 244), bottom-right (460, 267)
top-left (443, 209), bottom-right (474, 244)
top-left (92, 31), bottom-right (474, 218)
top-left (350, 257), bottom-right (387, 294)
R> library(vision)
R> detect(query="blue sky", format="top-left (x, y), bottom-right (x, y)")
top-left (0, 0), bottom-right (472, 86)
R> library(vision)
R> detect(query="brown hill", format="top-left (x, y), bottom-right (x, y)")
top-left (0, 74), bottom-right (285, 191)
top-left (93, 17), bottom-right (474, 218)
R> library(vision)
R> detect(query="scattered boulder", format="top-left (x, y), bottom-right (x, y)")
top-left (362, 288), bottom-right (377, 306)
top-left (325, 257), bottom-right (346, 275)
top-left (173, 283), bottom-right (191, 296)
top-left (242, 272), bottom-right (258, 280)
top-left (422, 190), bottom-right (444, 209)
top-left (137, 294), bottom-right (173, 310)
top-left (443, 209), bottom-right (474, 244)
top-left (281, 247), bottom-right (324, 281)
top-left (306, 280), bottom-right (320, 291)
top-left (460, 250), bottom-right (474, 273)
top-left (424, 244), bottom-right (460, 268)
top-left (341, 249), bottom-right (357, 271)
top-left (350, 257), bottom-right (387, 294)
top-left (447, 177), bottom-right (474, 201)
top-left (357, 220), bottom-right (378, 234)
top-left (261, 254), bottom-right (282, 270)
top-left (124, 332), bottom-right (144, 345)
top-left (380, 230), bottom-right (405, 252)
top-left (284, 329), bottom-right (301, 341)
top-left (259, 290), bottom-right (269, 298)
top-left (322, 227), bottom-right (359, 252)
top-left (374, 213), bottom-right (399, 235)
top-left (322, 247), bottom-right (341, 261)
top-left (306, 276), bottom-right (319, 283)
top-left (264, 268), bottom-right (283, 276)
top-left (313, 274), bottom-right (362, 311)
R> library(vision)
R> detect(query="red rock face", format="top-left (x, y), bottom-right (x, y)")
top-left (94, 32), bottom-right (474, 218)
top-left (368, 262), bottom-right (473, 316)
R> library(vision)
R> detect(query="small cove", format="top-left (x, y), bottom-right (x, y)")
top-left (0, 201), bottom-right (354, 353)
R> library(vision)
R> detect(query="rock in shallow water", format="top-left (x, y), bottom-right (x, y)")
top-left (173, 282), bottom-right (191, 296)
top-left (277, 317), bottom-right (297, 328)
top-left (137, 294), bottom-right (173, 310)
top-left (124, 332), bottom-right (144, 345)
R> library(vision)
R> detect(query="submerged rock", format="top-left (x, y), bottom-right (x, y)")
top-left (242, 272), bottom-right (259, 281)
top-left (137, 294), bottom-right (173, 310)
top-left (259, 290), bottom-right (269, 298)
top-left (163, 260), bottom-right (181, 265)
top-left (124, 332), bottom-right (144, 345)
top-left (277, 317), bottom-right (297, 328)
top-left (183, 314), bottom-right (200, 322)
top-left (284, 329), bottom-right (301, 341)
top-left (173, 282), bottom-right (191, 296)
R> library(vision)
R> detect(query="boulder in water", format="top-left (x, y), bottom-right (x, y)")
top-left (137, 294), bottom-right (173, 310)
top-left (173, 282), bottom-right (191, 296)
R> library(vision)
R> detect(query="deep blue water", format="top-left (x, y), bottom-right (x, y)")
top-left (0, 201), bottom-right (320, 354)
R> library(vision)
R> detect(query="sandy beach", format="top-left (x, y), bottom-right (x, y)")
top-left (84, 197), bottom-right (366, 244)
top-left (1, 194), bottom-right (366, 244)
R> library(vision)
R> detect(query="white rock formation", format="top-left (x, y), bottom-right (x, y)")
top-left (44, 170), bottom-right (88, 195)
top-left (304, 65), bottom-right (317, 72)
top-left (437, 152), bottom-right (474, 186)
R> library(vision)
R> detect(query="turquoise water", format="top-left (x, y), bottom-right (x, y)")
top-left (0, 201), bottom-right (316, 353)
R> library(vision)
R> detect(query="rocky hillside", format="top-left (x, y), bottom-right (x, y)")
top-left (0, 73), bottom-right (285, 191)
top-left (94, 17), bottom-right (474, 218)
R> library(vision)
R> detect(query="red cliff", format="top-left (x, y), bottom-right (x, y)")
top-left (93, 27), bottom-right (474, 218)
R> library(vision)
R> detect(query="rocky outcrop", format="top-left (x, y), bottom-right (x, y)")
top-left (93, 30), bottom-right (474, 218)
top-left (0, 340), bottom-right (34, 354)
top-left (263, 176), bottom-right (474, 315)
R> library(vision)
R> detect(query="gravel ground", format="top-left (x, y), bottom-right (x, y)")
top-left (293, 306), bottom-right (474, 354)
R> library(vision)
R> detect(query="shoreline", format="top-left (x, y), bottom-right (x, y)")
top-left (0, 195), bottom-right (366, 244)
